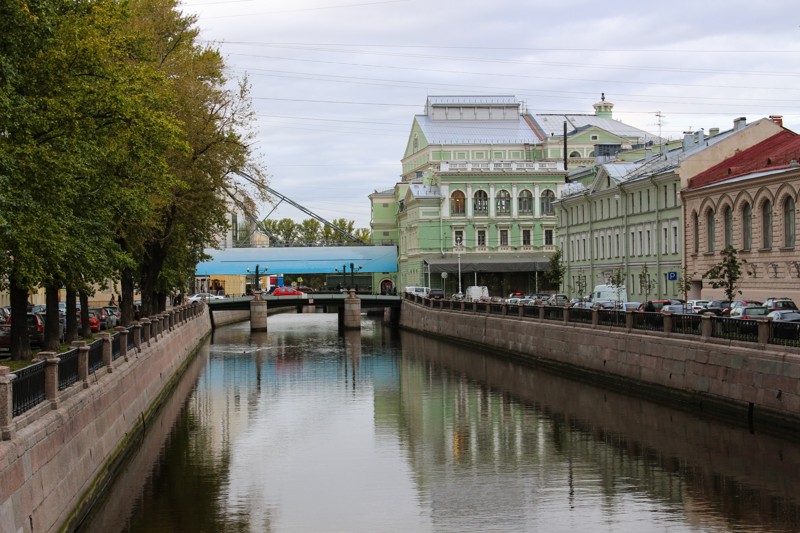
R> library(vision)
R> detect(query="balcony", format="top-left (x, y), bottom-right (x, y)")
top-left (439, 161), bottom-right (563, 173)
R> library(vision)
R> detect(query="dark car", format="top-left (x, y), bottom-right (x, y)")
top-left (763, 298), bottom-right (798, 312)
top-left (89, 307), bottom-right (113, 330)
top-left (0, 323), bottom-right (9, 352)
top-left (429, 289), bottom-right (445, 300)
top-left (704, 300), bottom-right (732, 316)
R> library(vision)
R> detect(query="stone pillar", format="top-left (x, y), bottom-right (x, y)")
top-left (141, 318), bottom-right (151, 346)
top-left (518, 304), bottom-right (524, 318)
top-left (251, 291), bottom-right (268, 332)
top-left (625, 310), bottom-right (634, 332)
top-left (133, 322), bottom-right (142, 352)
top-left (115, 326), bottom-right (128, 360)
top-left (73, 341), bottom-right (89, 388)
top-left (701, 314), bottom-right (713, 339)
top-left (0, 367), bottom-right (16, 440)
top-left (758, 318), bottom-right (771, 345)
top-left (538, 304), bottom-right (545, 320)
top-left (563, 306), bottom-right (570, 324)
top-left (99, 332), bottom-right (112, 371)
top-left (42, 353), bottom-right (59, 409)
top-left (169, 310), bottom-right (175, 331)
top-left (663, 312), bottom-right (673, 335)
top-left (591, 308), bottom-right (600, 327)
top-left (343, 289), bottom-right (361, 330)
top-left (501, 303), bottom-right (508, 316)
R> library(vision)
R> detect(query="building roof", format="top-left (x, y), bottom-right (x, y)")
top-left (687, 129), bottom-right (800, 189)
top-left (530, 113), bottom-right (661, 143)
top-left (196, 246), bottom-right (398, 276)
top-left (415, 116), bottom-right (539, 145)
top-left (426, 95), bottom-right (519, 106)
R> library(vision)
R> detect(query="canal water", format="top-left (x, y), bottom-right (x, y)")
top-left (81, 313), bottom-right (800, 532)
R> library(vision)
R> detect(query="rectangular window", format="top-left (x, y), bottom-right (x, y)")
top-left (454, 230), bottom-right (464, 246)
top-left (630, 231), bottom-right (635, 255)
top-left (522, 229), bottom-right (531, 245)
top-left (646, 229), bottom-right (651, 255)
top-left (663, 185), bottom-right (667, 208)
top-left (594, 236), bottom-right (598, 259)
top-left (600, 201), bottom-right (604, 219)
top-left (647, 190), bottom-right (651, 211)
top-left (477, 230), bottom-right (486, 246)
top-left (639, 230), bottom-right (643, 256)
top-left (638, 191), bottom-right (642, 213)
top-left (673, 183), bottom-right (678, 206)
top-left (545, 229), bottom-right (553, 246)
top-left (663, 227), bottom-right (668, 254)
top-left (601, 236), bottom-right (605, 259)
top-left (672, 226), bottom-right (678, 254)
top-left (615, 234), bottom-right (620, 257)
top-left (500, 229), bottom-right (508, 246)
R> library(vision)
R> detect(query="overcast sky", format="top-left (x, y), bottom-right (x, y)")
top-left (179, 0), bottom-right (800, 230)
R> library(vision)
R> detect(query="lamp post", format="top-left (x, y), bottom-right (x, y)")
top-left (455, 237), bottom-right (463, 296)
top-left (247, 265), bottom-right (266, 293)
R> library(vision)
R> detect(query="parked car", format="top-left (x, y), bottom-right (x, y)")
top-left (429, 289), bottom-right (445, 300)
top-left (729, 306), bottom-right (770, 319)
top-left (187, 293), bottom-right (225, 303)
top-left (686, 300), bottom-right (710, 313)
top-left (763, 297), bottom-right (798, 312)
top-left (103, 307), bottom-right (120, 328)
top-left (767, 310), bottom-right (800, 322)
top-left (620, 302), bottom-right (642, 311)
top-left (727, 300), bottom-right (763, 316)
top-left (661, 304), bottom-right (694, 314)
top-left (0, 324), bottom-right (9, 352)
top-left (89, 307), bottom-right (114, 330)
top-left (638, 300), bottom-right (672, 312)
top-left (272, 287), bottom-right (306, 296)
top-left (704, 300), bottom-right (732, 316)
top-left (546, 294), bottom-right (569, 306)
top-left (86, 311), bottom-right (101, 333)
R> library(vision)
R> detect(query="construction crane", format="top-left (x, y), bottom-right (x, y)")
top-left (235, 171), bottom-right (367, 246)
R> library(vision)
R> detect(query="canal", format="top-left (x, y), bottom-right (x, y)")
top-left (80, 313), bottom-right (800, 532)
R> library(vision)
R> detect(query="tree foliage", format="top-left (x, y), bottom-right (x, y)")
top-left (542, 248), bottom-right (566, 290)
top-left (702, 245), bottom-right (745, 302)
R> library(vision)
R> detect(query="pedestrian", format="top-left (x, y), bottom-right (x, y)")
top-left (109, 294), bottom-right (115, 306)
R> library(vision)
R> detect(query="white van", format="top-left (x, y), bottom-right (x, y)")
top-left (464, 285), bottom-right (489, 302)
top-left (592, 284), bottom-right (627, 306)
top-left (404, 286), bottom-right (431, 297)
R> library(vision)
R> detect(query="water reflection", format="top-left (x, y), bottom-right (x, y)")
top-left (81, 315), bottom-right (800, 533)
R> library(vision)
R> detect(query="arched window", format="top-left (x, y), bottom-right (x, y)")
top-left (540, 189), bottom-right (555, 216)
top-left (518, 190), bottom-right (533, 215)
top-left (742, 202), bottom-right (752, 251)
top-left (785, 196), bottom-right (796, 247)
top-left (569, 151), bottom-right (581, 158)
top-left (692, 211), bottom-right (699, 254)
top-left (762, 200), bottom-right (773, 248)
top-left (450, 190), bottom-right (465, 216)
top-left (723, 206), bottom-right (733, 248)
top-left (495, 190), bottom-right (511, 215)
top-left (473, 190), bottom-right (488, 215)
top-left (412, 134), bottom-right (419, 152)
top-left (706, 209), bottom-right (716, 252)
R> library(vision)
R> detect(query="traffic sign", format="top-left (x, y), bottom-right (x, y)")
top-left (667, 271), bottom-right (678, 281)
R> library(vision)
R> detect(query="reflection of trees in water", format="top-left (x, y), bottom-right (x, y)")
top-left (400, 330), bottom-right (800, 532)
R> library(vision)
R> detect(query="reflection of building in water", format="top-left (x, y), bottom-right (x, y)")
top-left (390, 331), bottom-right (800, 532)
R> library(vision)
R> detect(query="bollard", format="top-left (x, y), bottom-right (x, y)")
top-left (758, 318), bottom-right (771, 345)
top-left (41, 353), bottom-right (59, 409)
top-left (701, 314), bottom-right (713, 340)
top-left (591, 307), bottom-right (600, 327)
top-left (0, 367), bottom-right (16, 440)
top-left (625, 310), bottom-right (634, 332)
top-left (72, 341), bottom-right (89, 388)
top-left (133, 322), bottom-right (142, 352)
top-left (141, 318), bottom-right (151, 346)
top-left (538, 304), bottom-right (545, 320)
top-left (115, 326), bottom-right (128, 361)
top-left (563, 305), bottom-right (570, 324)
top-left (663, 312), bottom-right (673, 335)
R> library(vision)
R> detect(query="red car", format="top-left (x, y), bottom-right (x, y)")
top-left (272, 287), bottom-right (305, 296)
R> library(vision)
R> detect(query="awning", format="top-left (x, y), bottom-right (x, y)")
top-left (424, 256), bottom-right (550, 274)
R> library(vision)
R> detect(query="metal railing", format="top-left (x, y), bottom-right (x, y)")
top-left (127, 325), bottom-right (136, 352)
top-left (401, 293), bottom-right (800, 348)
top-left (12, 360), bottom-right (46, 417)
top-left (88, 339), bottom-right (104, 374)
top-left (58, 348), bottom-right (79, 390)
top-left (112, 332), bottom-right (122, 360)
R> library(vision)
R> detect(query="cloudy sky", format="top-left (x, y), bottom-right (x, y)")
top-left (179, 0), bottom-right (800, 230)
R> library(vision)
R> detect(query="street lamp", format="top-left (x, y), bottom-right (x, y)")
top-left (247, 264), bottom-right (267, 293)
top-left (455, 237), bottom-right (463, 296)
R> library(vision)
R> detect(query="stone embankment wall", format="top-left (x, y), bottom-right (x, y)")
top-left (0, 306), bottom-right (212, 533)
top-left (400, 301), bottom-right (800, 434)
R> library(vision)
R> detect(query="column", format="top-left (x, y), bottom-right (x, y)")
top-left (251, 291), bottom-right (268, 332)
top-left (42, 352), bottom-right (59, 409)
top-left (0, 367), bottom-right (16, 440)
top-left (115, 326), bottom-right (128, 361)
top-left (343, 289), bottom-right (361, 330)
top-left (99, 332), bottom-right (112, 371)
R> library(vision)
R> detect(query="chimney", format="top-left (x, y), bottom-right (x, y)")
top-left (709, 127), bottom-right (719, 137)
top-left (770, 115), bottom-right (784, 127)
top-left (645, 147), bottom-right (653, 160)
top-left (734, 117), bottom-right (747, 130)
top-left (683, 131), bottom-right (694, 151)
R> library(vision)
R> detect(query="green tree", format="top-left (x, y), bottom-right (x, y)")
top-left (702, 245), bottom-right (744, 302)
top-left (297, 219), bottom-right (322, 245)
top-left (542, 248), bottom-right (566, 291)
top-left (638, 264), bottom-right (657, 301)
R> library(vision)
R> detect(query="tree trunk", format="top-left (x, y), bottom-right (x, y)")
top-left (9, 277), bottom-right (32, 361)
top-left (121, 268), bottom-right (135, 326)
top-left (79, 291), bottom-right (90, 339)
top-left (140, 241), bottom-right (167, 317)
top-left (65, 287), bottom-right (78, 343)
top-left (42, 285), bottom-right (61, 352)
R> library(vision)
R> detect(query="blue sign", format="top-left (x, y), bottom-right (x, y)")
top-left (667, 271), bottom-right (678, 281)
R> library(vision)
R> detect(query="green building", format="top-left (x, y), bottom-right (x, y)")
top-left (371, 95), bottom-right (659, 297)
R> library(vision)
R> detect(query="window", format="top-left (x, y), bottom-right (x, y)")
top-left (545, 229), bottom-right (553, 246)
top-left (742, 202), bottom-right (752, 250)
top-left (413, 134), bottom-right (419, 152)
top-left (594, 236), bottom-right (598, 259)
top-left (663, 226), bottom-right (668, 254)
top-left (630, 231), bottom-right (635, 255)
top-left (518, 190), bottom-right (533, 215)
top-left (600, 236), bottom-right (605, 258)
top-left (540, 189), bottom-right (555, 216)
top-left (477, 229), bottom-right (486, 246)
top-left (600, 200), bottom-right (604, 219)
top-left (450, 190), bottom-right (466, 216)
top-left (499, 229), bottom-right (509, 246)
top-left (615, 234), bottom-right (620, 257)
top-left (638, 230), bottom-right (643, 256)
top-left (706, 209), bottom-right (716, 252)
top-left (672, 226), bottom-right (678, 254)
top-left (454, 230), bottom-right (464, 247)
top-left (647, 190), bottom-right (651, 211)
top-left (522, 229), bottom-right (531, 245)
top-left (646, 229), bottom-right (651, 255)
top-left (762, 200), bottom-right (773, 248)
top-left (474, 190), bottom-right (489, 215)
top-left (784, 196), bottom-right (796, 247)
top-left (692, 212), bottom-right (699, 254)
top-left (495, 190), bottom-right (511, 215)
top-left (569, 151), bottom-right (581, 158)
top-left (638, 191), bottom-right (642, 213)
top-left (724, 206), bottom-right (733, 248)
top-left (663, 185), bottom-right (667, 207)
